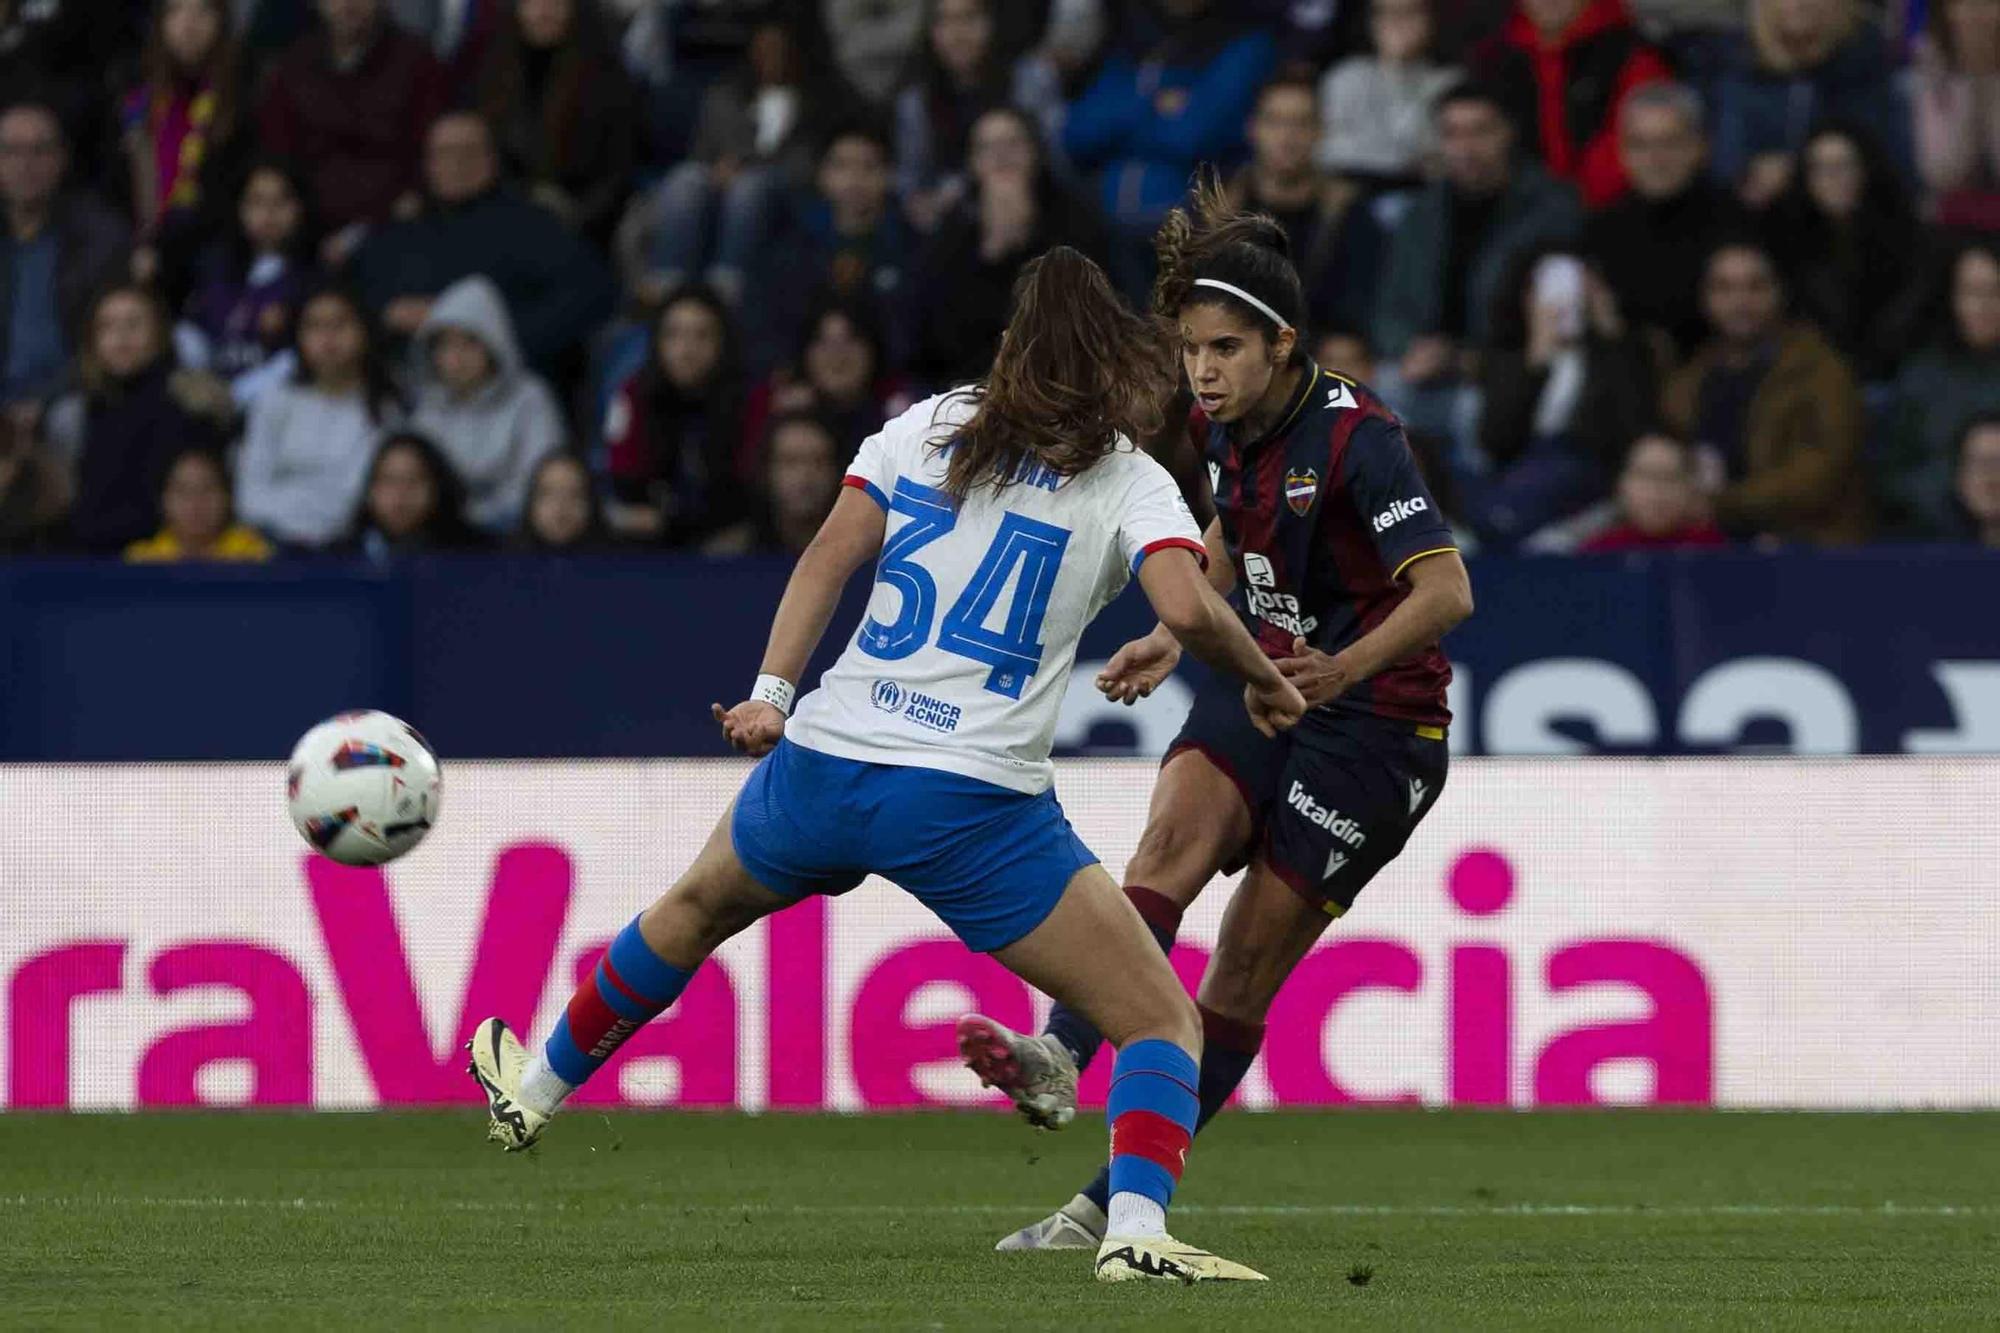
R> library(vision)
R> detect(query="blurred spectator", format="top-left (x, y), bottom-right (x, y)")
top-left (601, 283), bottom-right (746, 545)
top-left (1766, 123), bottom-right (1918, 382)
top-left (513, 449), bottom-right (610, 551)
top-left (742, 297), bottom-right (915, 475)
top-left (343, 428), bottom-right (482, 561)
top-left (1709, 0), bottom-right (1908, 208)
top-left (1911, 0), bottom-right (2000, 227)
top-left (910, 105), bottom-right (1109, 385)
top-left (383, 0), bottom-right (504, 85)
top-left (237, 284), bottom-right (401, 548)
top-left (1372, 83), bottom-right (1581, 441)
top-left (1316, 0), bottom-right (1457, 187)
top-left (474, 0), bottom-right (639, 247)
top-left (409, 275), bottom-right (566, 534)
top-left (0, 2), bottom-right (125, 172)
top-left (820, 0), bottom-right (926, 105)
top-left (178, 157), bottom-right (320, 408)
top-left (628, 18), bottom-right (824, 308)
top-left (1063, 1), bottom-right (1277, 284)
top-left (1951, 412), bottom-right (2000, 546)
top-left (616, 0), bottom-right (777, 163)
top-left (0, 393), bottom-right (66, 551)
top-left (1, 102), bottom-right (131, 422)
top-left (1877, 238), bottom-right (2000, 537)
top-left (703, 410), bottom-right (843, 554)
top-left (349, 112), bottom-right (615, 373)
top-left (1462, 247), bottom-right (1654, 546)
top-left (1227, 76), bottom-right (1385, 342)
top-left (1583, 82), bottom-right (1746, 360)
top-left (894, 0), bottom-right (1061, 232)
top-left (44, 284), bottom-right (233, 553)
top-left (124, 445), bottom-right (274, 561)
top-left (756, 122), bottom-right (911, 370)
top-left (1469, 0), bottom-right (1670, 208)
top-left (1577, 432), bottom-right (1730, 551)
top-left (258, 0), bottom-right (448, 237)
top-left (120, 0), bottom-right (248, 300)
top-left (1661, 238), bottom-right (1870, 545)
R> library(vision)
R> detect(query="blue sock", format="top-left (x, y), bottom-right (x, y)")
top-left (542, 916), bottom-right (693, 1088)
top-left (1083, 1006), bottom-right (1263, 1214)
top-left (1105, 1038), bottom-right (1199, 1214)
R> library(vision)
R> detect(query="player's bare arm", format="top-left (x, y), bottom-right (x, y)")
top-left (1274, 550), bottom-right (1473, 705)
top-left (712, 488), bottom-right (887, 755)
top-left (1097, 516), bottom-right (1236, 705)
top-left (1135, 547), bottom-right (1305, 737)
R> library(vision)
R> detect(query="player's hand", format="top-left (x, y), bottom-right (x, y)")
top-left (712, 700), bottom-right (785, 756)
top-left (1274, 636), bottom-right (1355, 706)
top-left (1096, 629), bottom-right (1182, 705)
top-left (1244, 675), bottom-right (1308, 737)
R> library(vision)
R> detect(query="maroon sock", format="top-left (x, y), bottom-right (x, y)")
top-left (1194, 1003), bottom-right (1265, 1132)
top-left (1124, 884), bottom-right (1184, 953)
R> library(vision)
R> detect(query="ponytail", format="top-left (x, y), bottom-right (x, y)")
top-left (1152, 171), bottom-right (1308, 350)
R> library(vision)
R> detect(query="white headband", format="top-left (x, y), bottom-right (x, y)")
top-left (1193, 278), bottom-right (1292, 331)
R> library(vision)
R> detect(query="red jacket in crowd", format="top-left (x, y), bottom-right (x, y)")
top-left (258, 21), bottom-right (448, 231)
top-left (1472, 0), bottom-right (1670, 209)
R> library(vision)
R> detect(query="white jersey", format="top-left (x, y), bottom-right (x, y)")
top-left (786, 390), bottom-right (1205, 795)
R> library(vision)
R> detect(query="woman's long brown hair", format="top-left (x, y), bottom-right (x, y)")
top-left (936, 246), bottom-right (1173, 502)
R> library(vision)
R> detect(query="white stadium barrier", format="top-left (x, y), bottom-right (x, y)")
top-left (2, 758), bottom-right (1995, 1111)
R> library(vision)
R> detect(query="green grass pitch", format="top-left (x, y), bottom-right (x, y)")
top-left (4, 1110), bottom-right (1997, 1329)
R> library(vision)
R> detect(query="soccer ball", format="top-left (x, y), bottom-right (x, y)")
top-left (286, 710), bottom-right (441, 866)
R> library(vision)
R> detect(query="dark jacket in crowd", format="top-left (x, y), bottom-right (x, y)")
top-left (1877, 345), bottom-right (2000, 538)
top-left (911, 187), bottom-right (1109, 386)
top-left (68, 363), bottom-right (225, 553)
top-left (1372, 162), bottom-right (1582, 356)
top-left (350, 186), bottom-right (616, 371)
top-left (1584, 178), bottom-right (1747, 359)
top-left (474, 15), bottom-right (641, 245)
top-left (1470, 0), bottom-right (1671, 207)
top-left (1662, 323), bottom-right (1871, 545)
top-left (1478, 336), bottom-right (1656, 472)
top-left (1708, 31), bottom-right (1911, 186)
top-left (257, 21), bottom-right (449, 230)
top-left (0, 194), bottom-right (133, 404)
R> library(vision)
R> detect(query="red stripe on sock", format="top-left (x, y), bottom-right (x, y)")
top-left (565, 977), bottom-right (628, 1054)
top-left (1123, 884), bottom-right (1184, 938)
top-left (599, 955), bottom-right (659, 1011)
top-left (1199, 1003), bottom-right (1265, 1055)
top-left (1111, 1108), bottom-right (1192, 1181)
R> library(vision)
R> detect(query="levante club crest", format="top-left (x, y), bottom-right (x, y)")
top-left (1285, 467), bottom-right (1319, 515)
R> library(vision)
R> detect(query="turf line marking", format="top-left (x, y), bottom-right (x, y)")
top-left (1, 1196), bottom-right (1992, 1219)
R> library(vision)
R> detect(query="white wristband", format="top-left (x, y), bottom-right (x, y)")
top-left (752, 674), bottom-right (796, 717)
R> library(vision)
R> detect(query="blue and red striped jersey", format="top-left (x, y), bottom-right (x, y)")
top-left (1197, 364), bottom-right (1457, 728)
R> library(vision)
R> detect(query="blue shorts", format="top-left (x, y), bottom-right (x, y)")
top-left (731, 739), bottom-right (1098, 953)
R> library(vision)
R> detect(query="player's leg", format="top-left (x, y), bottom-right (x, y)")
top-left (1030, 673), bottom-right (1278, 1081)
top-left (990, 863), bottom-right (1263, 1283)
top-left (468, 805), bottom-right (790, 1149)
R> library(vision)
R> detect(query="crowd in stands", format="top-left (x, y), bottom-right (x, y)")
top-left (2, 0), bottom-right (1999, 564)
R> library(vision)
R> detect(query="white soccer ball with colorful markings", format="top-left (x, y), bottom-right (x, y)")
top-left (286, 710), bottom-right (441, 866)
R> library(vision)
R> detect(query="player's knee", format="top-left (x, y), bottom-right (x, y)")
top-left (1110, 985), bottom-right (1200, 1057)
top-left (1196, 948), bottom-right (1279, 1027)
top-left (1128, 816), bottom-right (1222, 894)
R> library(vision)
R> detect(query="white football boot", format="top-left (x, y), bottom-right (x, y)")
top-left (1094, 1234), bottom-right (1268, 1284)
top-left (994, 1193), bottom-right (1106, 1252)
top-left (465, 1017), bottom-right (549, 1152)
top-left (955, 1013), bottom-right (1078, 1130)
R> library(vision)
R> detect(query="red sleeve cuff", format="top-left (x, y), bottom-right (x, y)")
top-left (1132, 536), bottom-right (1210, 576)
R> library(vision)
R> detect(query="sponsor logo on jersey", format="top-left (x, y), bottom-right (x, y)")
top-left (871, 679), bottom-right (962, 732)
top-left (1208, 460), bottom-right (1222, 496)
top-left (1286, 780), bottom-right (1367, 847)
top-left (1285, 468), bottom-right (1319, 516)
top-left (1408, 777), bottom-right (1428, 815)
top-left (1243, 552), bottom-right (1276, 588)
top-left (1325, 380), bottom-right (1356, 410)
top-left (1325, 849), bottom-right (1349, 879)
top-left (1372, 497), bottom-right (1430, 532)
